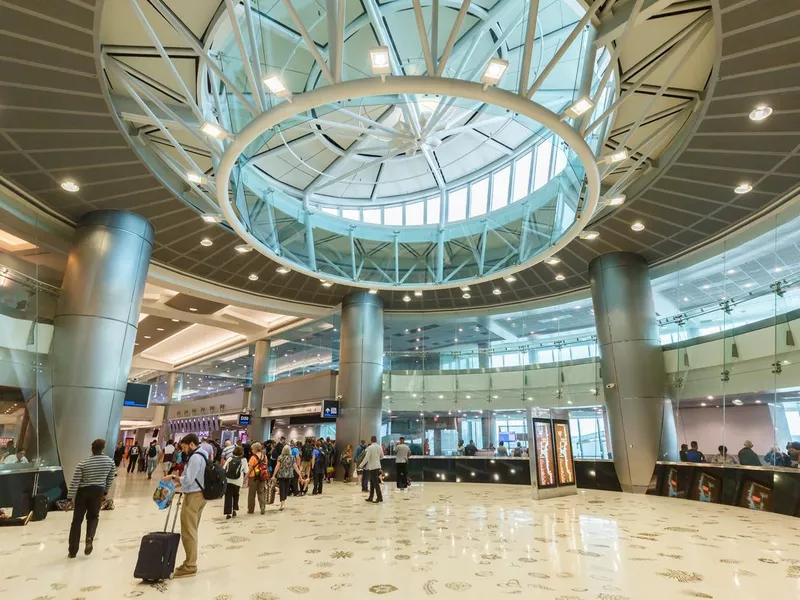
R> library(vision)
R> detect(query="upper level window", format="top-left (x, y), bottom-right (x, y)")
top-left (426, 196), bottom-right (440, 224)
top-left (385, 205), bottom-right (403, 226)
top-left (512, 152), bottom-right (532, 202)
top-left (448, 187), bottom-right (468, 222)
top-left (406, 201), bottom-right (424, 225)
top-left (491, 166), bottom-right (510, 211)
top-left (469, 178), bottom-right (489, 218)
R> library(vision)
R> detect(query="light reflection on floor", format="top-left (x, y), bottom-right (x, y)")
top-left (2, 473), bottom-right (800, 599)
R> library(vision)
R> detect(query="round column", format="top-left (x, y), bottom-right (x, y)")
top-left (589, 252), bottom-right (676, 493)
top-left (337, 292), bottom-right (384, 449)
top-left (246, 339), bottom-right (271, 442)
top-left (50, 210), bottom-right (153, 483)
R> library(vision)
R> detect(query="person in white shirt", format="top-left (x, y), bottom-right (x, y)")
top-left (394, 437), bottom-right (411, 490)
top-left (162, 440), bottom-right (176, 476)
top-left (358, 436), bottom-right (385, 503)
top-left (2, 449), bottom-right (29, 464)
top-left (222, 445), bottom-right (245, 519)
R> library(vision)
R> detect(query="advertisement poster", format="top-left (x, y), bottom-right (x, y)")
top-left (532, 419), bottom-right (556, 488)
top-left (553, 420), bottom-right (575, 486)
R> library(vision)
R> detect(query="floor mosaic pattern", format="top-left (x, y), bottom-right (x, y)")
top-left (3, 473), bottom-right (800, 599)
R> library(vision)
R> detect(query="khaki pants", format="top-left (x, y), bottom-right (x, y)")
top-left (300, 460), bottom-right (311, 480)
top-left (179, 491), bottom-right (207, 570)
top-left (248, 478), bottom-right (266, 512)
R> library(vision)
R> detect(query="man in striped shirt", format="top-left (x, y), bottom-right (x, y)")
top-left (67, 439), bottom-right (116, 558)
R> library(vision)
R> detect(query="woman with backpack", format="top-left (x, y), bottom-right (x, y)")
top-left (223, 446), bottom-right (245, 519)
top-left (275, 445), bottom-right (306, 510)
top-left (246, 442), bottom-right (269, 515)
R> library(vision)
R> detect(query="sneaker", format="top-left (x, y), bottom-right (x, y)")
top-left (365, 498), bottom-right (374, 503)
top-left (260, 507), bottom-right (266, 515)
top-left (68, 552), bottom-right (77, 559)
top-left (84, 539), bottom-right (93, 555)
top-left (232, 511), bottom-right (237, 518)
top-left (226, 514), bottom-right (231, 519)
top-left (173, 565), bottom-right (197, 578)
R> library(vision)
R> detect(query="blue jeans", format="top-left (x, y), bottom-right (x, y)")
top-left (146, 457), bottom-right (158, 478)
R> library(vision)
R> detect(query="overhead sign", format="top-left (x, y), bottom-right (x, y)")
top-left (321, 399), bottom-right (340, 419)
top-left (238, 413), bottom-right (251, 426)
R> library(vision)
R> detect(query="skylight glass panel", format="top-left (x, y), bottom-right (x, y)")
top-left (512, 152), bottom-right (532, 201)
top-left (448, 187), bottom-right (468, 222)
top-left (384, 205), bottom-right (403, 225)
top-left (533, 138), bottom-right (553, 192)
top-left (491, 166), bottom-right (510, 211)
top-left (405, 201), bottom-right (424, 225)
top-left (469, 178), bottom-right (489, 217)
top-left (554, 142), bottom-right (568, 176)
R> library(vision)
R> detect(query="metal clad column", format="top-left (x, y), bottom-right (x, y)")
top-left (337, 292), bottom-right (384, 448)
top-left (246, 339), bottom-right (271, 441)
top-left (589, 252), bottom-right (674, 493)
top-left (50, 210), bottom-right (153, 483)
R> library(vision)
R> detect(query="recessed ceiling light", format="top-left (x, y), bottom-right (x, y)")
top-left (707, 396), bottom-right (714, 400)
top-left (262, 74), bottom-right (291, 99)
top-left (200, 238), bottom-right (213, 247)
top-left (460, 285), bottom-right (471, 292)
top-left (320, 280), bottom-right (333, 288)
top-left (702, 284), bottom-right (710, 290)
top-left (744, 283), bottom-right (753, 288)
top-left (700, 402), bottom-right (707, 407)
top-left (727, 269), bottom-right (736, 275)
top-left (189, 307), bottom-right (198, 312)
top-left (60, 180), bottom-right (79, 192)
top-left (749, 105), bottom-right (773, 121)
top-left (171, 318), bottom-right (179, 322)
top-left (234, 244), bottom-right (252, 253)
top-left (755, 399), bottom-right (762, 404)
top-left (414, 290), bottom-right (423, 297)
top-left (368, 289), bottom-right (378, 295)
top-left (603, 149), bottom-right (628, 164)
top-left (462, 292), bottom-right (471, 299)
top-left (276, 266), bottom-right (290, 274)
top-left (156, 327), bottom-right (164, 331)
top-left (631, 221), bottom-right (645, 232)
top-left (555, 274), bottom-right (566, 281)
top-left (403, 295), bottom-right (411, 302)
top-left (580, 230), bottom-right (599, 240)
top-left (492, 288), bottom-right (502, 295)
top-left (248, 273), bottom-right (259, 281)
top-left (200, 121), bottom-right (229, 140)
top-left (369, 46), bottom-right (391, 75)
top-left (144, 335), bottom-right (151, 339)
top-left (545, 257), bottom-right (561, 265)
top-left (187, 172), bottom-right (207, 185)
top-left (201, 214), bottom-right (222, 224)
top-left (503, 275), bottom-right (516, 283)
top-left (683, 297), bottom-right (689, 302)
top-left (565, 96), bottom-right (594, 118)
top-left (732, 398), bottom-right (743, 406)
top-left (481, 58), bottom-right (509, 88)
top-left (734, 182), bottom-right (752, 194)
top-left (607, 194), bottom-right (626, 207)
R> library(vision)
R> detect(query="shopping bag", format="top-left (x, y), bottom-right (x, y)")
top-left (153, 479), bottom-right (176, 510)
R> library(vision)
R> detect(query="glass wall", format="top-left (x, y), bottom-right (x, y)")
top-left (269, 314), bottom-right (341, 381)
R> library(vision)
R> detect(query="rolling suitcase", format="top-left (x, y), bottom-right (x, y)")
top-left (30, 494), bottom-right (48, 521)
top-left (134, 492), bottom-right (182, 582)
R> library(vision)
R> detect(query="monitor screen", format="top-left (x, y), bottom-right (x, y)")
top-left (238, 414), bottom-right (251, 426)
top-left (690, 471), bottom-right (721, 503)
top-left (738, 480), bottom-right (773, 512)
top-left (123, 382), bottom-right (151, 408)
top-left (498, 432), bottom-right (516, 444)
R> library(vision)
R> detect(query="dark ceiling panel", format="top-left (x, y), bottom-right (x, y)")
top-left (135, 316), bottom-right (191, 353)
top-left (721, 15), bottom-right (800, 57)
top-left (676, 151), bottom-right (781, 172)
top-left (2, 0), bottom-right (95, 31)
top-left (164, 293), bottom-right (226, 315)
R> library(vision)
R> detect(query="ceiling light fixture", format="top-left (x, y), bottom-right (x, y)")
top-left (248, 273), bottom-right (259, 281)
top-left (545, 257), bottom-right (561, 265)
top-left (201, 214), bottom-right (222, 224)
top-left (368, 289), bottom-right (378, 295)
top-left (156, 327), bottom-right (164, 331)
top-left (580, 230), bottom-right (599, 240)
top-left (60, 180), bottom-right (80, 193)
top-left (200, 121), bottom-right (229, 140)
top-left (171, 319), bottom-right (179, 323)
top-left (262, 74), bottom-right (291, 100)
top-left (607, 194), bottom-right (626, 207)
top-left (460, 285), bottom-right (471, 292)
top-left (555, 274), bottom-right (566, 281)
top-left (189, 307), bottom-right (198, 312)
top-left (749, 105), bottom-right (773, 121)
top-left (187, 172), bottom-right (207, 185)
top-left (276, 266), bottom-right (290, 274)
top-left (462, 292), bottom-right (471, 299)
top-left (369, 46), bottom-right (391, 77)
top-left (320, 280), bottom-right (333, 288)
top-left (492, 288), bottom-right (502, 295)
top-left (734, 182), bottom-right (752, 194)
top-left (631, 221), bottom-right (645, 232)
top-left (481, 58), bottom-right (509, 89)
top-left (403, 295), bottom-right (411, 303)
top-left (603, 149), bottom-right (628, 164)
top-left (200, 238), bottom-right (213, 247)
top-left (414, 290), bottom-right (423, 297)
top-left (503, 275), bottom-right (517, 283)
top-left (234, 244), bottom-right (252, 253)
top-left (565, 96), bottom-right (594, 118)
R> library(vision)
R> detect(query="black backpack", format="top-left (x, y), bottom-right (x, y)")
top-left (225, 457), bottom-right (242, 480)
top-left (302, 444), bottom-right (314, 461)
top-left (148, 445), bottom-right (158, 458)
top-left (195, 451), bottom-right (227, 500)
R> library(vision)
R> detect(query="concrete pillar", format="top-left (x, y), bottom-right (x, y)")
top-left (158, 372), bottom-right (178, 444)
top-left (246, 339), bottom-right (271, 442)
top-left (477, 341), bottom-right (490, 369)
top-left (47, 210), bottom-right (153, 483)
top-left (337, 292), bottom-right (384, 449)
top-left (589, 252), bottom-right (676, 493)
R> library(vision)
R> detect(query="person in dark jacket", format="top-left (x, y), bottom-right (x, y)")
top-left (464, 440), bottom-right (478, 456)
top-left (764, 446), bottom-right (790, 467)
top-left (679, 443), bottom-right (689, 462)
top-left (737, 440), bottom-right (761, 466)
top-left (686, 441), bottom-right (705, 463)
top-left (113, 442), bottom-right (125, 468)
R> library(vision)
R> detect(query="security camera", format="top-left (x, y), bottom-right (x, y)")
top-left (606, 382), bottom-right (616, 389)
top-left (132, 377), bottom-right (139, 382)
top-left (335, 395), bottom-right (343, 401)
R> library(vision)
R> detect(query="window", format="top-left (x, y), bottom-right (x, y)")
top-left (448, 187), bottom-right (468, 222)
top-left (491, 166), bottom-right (510, 211)
top-left (469, 178), bottom-right (489, 217)
top-left (426, 196), bottom-right (440, 224)
top-left (405, 201), bottom-right (424, 225)
top-left (533, 138), bottom-right (553, 191)
top-left (363, 208), bottom-right (382, 224)
top-left (321, 206), bottom-right (338, 216)
top-left (342, 208), bottom-right (360, 221)
top-left (553, 143), bottom-right (567, 176)
top-left (512, 152), bottom-right (532, 201)
top-left (384, 205), bottom-right (403, 226)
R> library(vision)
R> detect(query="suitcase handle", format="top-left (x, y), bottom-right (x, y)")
top-left (164, 491), bottom-right (183, 533)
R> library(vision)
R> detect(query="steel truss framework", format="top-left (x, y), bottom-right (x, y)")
top-left (101, 0), bottom-right (713, 291)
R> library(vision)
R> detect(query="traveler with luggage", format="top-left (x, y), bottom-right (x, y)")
top-left (146, 440), bottom-right (161, 480)
top-left (66, 439), bottom-right (116, 558)
top-left (247, 442), bottom-right (269, 514)
top-left (222, 445), bottom-right (245, 519)
top-left (274, 445), bottom-right (305, 510)
top-left (161, 433), bottom-right (222, 578)
top-left (162, 439), bottom-right (175, 476)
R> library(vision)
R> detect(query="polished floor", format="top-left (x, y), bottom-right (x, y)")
top-left (3, 472), bottom-right (800, 599)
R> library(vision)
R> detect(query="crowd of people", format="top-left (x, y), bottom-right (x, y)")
top-left (679, 440), bottom-right (800, 467)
